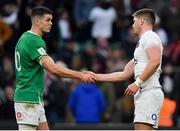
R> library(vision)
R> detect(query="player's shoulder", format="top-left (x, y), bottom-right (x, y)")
top-left (23, 32), bottom-right (44, 45)
top-left (19, 32), bottom-right (37, 43)
top-left (142, 31), bottom-right (160, 40)
top-left (144, 30), bottom-right (157, 37)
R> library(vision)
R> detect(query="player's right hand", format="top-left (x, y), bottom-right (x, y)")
top-left (81, 71), bottom-right (96, 83)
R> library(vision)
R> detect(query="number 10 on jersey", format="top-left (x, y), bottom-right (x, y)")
top-left (15, 51), bottom-right (21, 71)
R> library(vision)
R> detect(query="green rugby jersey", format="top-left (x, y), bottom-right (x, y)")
top-left (14, 31), bottom-right (48, 103)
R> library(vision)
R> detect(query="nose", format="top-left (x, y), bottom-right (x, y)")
top-left (50, 21), bottom-right (52, 26)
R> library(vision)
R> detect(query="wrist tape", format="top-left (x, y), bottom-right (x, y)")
top-left (134, 77), bottom-right (144, 87)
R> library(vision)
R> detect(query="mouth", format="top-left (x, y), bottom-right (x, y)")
top-left (48, 27), bottom-right (52, 30)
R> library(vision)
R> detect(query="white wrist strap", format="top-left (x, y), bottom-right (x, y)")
top-left (134, 77), bottom-right (144, 87)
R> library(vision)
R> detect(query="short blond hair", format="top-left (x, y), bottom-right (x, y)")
top-left (132, 8), bottom-right (156, 25)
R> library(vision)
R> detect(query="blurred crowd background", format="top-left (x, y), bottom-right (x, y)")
top-left (0, 0), bottom-right (180, 129)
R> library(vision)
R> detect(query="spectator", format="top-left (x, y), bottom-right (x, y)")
top-left (154, 15), bottom-right (168, 46)
top-left (17, 0), bottom-right (31, 34)
top-left (167, 39), bottom-right (180, 66)
top-left (0, 88), bottom-right (6, 119)
top-left (68, 83), bottom-right (106, 123)
top-left (57, 8), bottom-right (72, 47)
top-left (82, 42), bottom-right (107, 73)
top-left (2, 85), bottom-right (15, 120)
top-left (58, 39), bottom-right (76, 68)
top-left (0, 19), bottom-right (12, 54)
top-left (100, 82), bottom-right (115, 122)
top-left (89, 0), bottom-right (117, 43)
top-left (160, 0), bottom-right (180, 42)
top-left (1, 1), bottom-right (18, 26)
top-left (44, 61), bottom-right (72, 123)
top-left (74, 0), bottom-right (98, 42)
top-left (0, 56), bottom-right (14, 89)
top-left (159, 97), bottom-right (176, 127)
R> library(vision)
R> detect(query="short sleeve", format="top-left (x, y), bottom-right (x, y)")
top-left (25, 39), bottom-right (48, 63)
top-left (111, 8), bottom-right (117, 21)
top-left (143, 33), bottom-right (162, 49)
top-left (89, 7), bottom-right (97, 21)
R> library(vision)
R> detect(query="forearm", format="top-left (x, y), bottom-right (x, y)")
top-left (139, 60), bottom-right (160, 82)
top-left (51, 64), bottom-right (83, 79)
top-left (41, 56), bottom-right (83, 79)
top-left (96, 72), bottom-right (127, 82)
top-left (96, 60), bottom-right (134, 82)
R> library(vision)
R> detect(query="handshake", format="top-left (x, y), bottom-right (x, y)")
top-left (78, 70), bottom-right (140, 96)
top-left (80, 71), bottom-right (97, 83)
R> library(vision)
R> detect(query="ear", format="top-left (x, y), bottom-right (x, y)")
top-left (35, 19), bottom-right (41, 26)
top-left (140, 18), bottom-right (144, 25)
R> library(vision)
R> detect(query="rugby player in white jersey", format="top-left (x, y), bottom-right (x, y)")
top-left (93, 8), bottom-right (164, 130)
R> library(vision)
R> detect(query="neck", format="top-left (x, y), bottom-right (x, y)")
top-left (139, 26), bottom-right (153, 37)
top-left (30, 26), bottom-right (43, 36)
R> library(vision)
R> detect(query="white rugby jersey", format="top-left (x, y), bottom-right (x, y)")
top-left (133, 30), bottom-right (163, 88)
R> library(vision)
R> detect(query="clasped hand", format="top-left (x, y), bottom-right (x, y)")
top-left (81, 71), bottom-right (96, 83)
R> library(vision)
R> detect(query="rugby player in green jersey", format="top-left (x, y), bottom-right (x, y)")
top-left (14, 6), bottom-right (95, 130)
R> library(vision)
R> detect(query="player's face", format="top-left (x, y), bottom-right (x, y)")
top-left (39, 14), bottom-right (53, 33)
top-left (132, 17), bottom-right (141, 35)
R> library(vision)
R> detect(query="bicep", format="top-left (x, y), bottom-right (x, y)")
top-left (123, 60), bottom-right (134, 78)
top-left (40, 56), bottom-right (56, 73)
top-left (147, 46), bottom-right (161, 62)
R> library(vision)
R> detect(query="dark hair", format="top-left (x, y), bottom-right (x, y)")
top-left (132, 8), bottom-right (156, 25)
top-left (31, 6), bottom-right (52, 18)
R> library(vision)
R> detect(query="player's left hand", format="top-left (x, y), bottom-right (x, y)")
top-left (124, 83), bottom-right (139, 96)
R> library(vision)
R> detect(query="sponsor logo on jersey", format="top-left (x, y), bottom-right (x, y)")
top-left (38, 47), bottom-right (47, 55)
top-left (24, 103), bottom-right (35, 109)
top-left (16, 112), bottom-right (23, 120)
top-left (151, 114), bottom-right (157, 121)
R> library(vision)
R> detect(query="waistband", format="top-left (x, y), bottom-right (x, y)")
top-left (139, 86), bottom-right (162, 93)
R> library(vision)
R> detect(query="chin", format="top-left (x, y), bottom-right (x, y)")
top-left (133, 30), bottom-right (139, 35)
top-left (44, 30), bottom-right (50, 33)
top-left (47, 29), bottom-right (51, 32)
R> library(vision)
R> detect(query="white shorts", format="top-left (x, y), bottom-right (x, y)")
top-left (14, 102), bottom-right (47, 126)
top-left (134, 87), bottom-right (164, 129)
